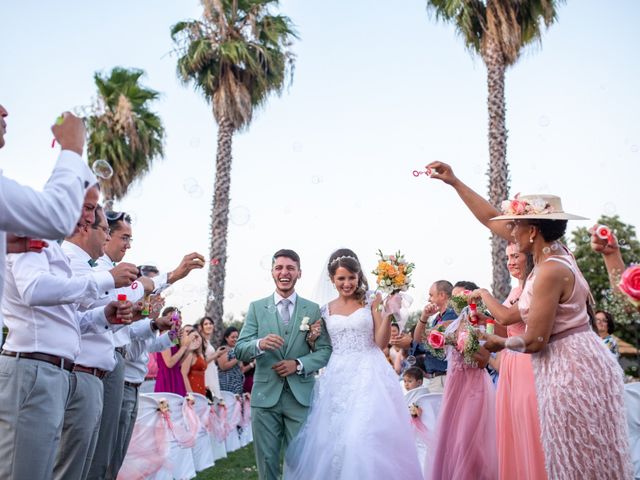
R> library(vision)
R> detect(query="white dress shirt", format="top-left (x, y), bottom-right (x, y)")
top-left (62, 240), bottom-right (120, 370)
top-left (124, 332), bottom-right (172, 384)
top-left (0, 150), bottom-right (96, 342)
top-left (2, 241), bottom-right (110, 360)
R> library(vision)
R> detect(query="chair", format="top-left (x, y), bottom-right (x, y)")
top-left (207, 401), bottom-right (228, 461)
top-left (190, 393), bottom-right (215, 472)
top-left (404, 385), bottom-right (430, 405)
top-left (143, 392), bottom-right (197, 480)
top-left (410, 393), bottom-right (443, 475)
top-left (220, 391), bottom-right (242, 453)
top-left (119, 395), bottom-right (170, 480)
top-left (624, 382), bottom-right (640, 479)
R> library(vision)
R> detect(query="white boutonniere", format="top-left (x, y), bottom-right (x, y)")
top-left (300, 316), bottom-right (310, 332)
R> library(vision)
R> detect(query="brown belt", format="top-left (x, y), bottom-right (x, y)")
top-left (548, 323), bottom-right (591, 344)
top-left (1, 350), bottom-right (74, 372)
top-left (73, 364), bottom-right (107, 379)
top-left (124, 381), bottom-right (142, 388)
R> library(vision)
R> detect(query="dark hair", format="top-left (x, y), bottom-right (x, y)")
top-left (595, 310), bottom-right (615, 335)
top-left (272, 249), bottom-right (300, 268)
top-left (327, 248), bottom-right (369, 304)
top-left (222, 326), bottom-right (239, 345)
top-left (162, 306), bottom-right (178, 317)
top-left (403, 367), bottom-right (424, 382)
top-left (105, 211), bottom-right (132, 233)
top-left (138, 264), bottom-right (159, 276)
top-left (453, 280), bottom-right (479, 291)
top-left (433, 280), bottom-right (453, 298)
top-left (526, 219), bottom-right (568, 242)
top-left (197, 316), bottom-right (214, 343)
top-left (194, 330), bottom-right (207, 356)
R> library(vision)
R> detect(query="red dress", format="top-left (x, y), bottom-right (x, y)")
top-left (187, 355), bottom-right (207, 396)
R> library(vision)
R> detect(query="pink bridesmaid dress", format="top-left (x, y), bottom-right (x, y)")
top-left (496, 287), bottom-right (547, 480)
top-left (519, 254), bottom-right (633, 479)
top-left (429, 322), bottom-right (498, 480)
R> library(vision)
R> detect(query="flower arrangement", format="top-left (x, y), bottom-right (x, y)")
top-left (619, 265), bottom-right (640, 308)
top-left (424, 326), bottom-right (452, 360)
top-left (372, 250), bottom-right (415, 294)
top-left (157, 398), bottom-right (170, 413)
top-left (185, 394), bottom-right (195, 406)
top-left (500, 193), bottom-right (554, 216)
top-left (408, 403), bottom-right (422, 418)
top-left (167, 310), bottom-right (182, 345)
top-left (456, 321), bottom-right (481, 365)
top-left (449, 291), bottom-right (484, 316)
top-left (299, 316), bottom-right (310, 332)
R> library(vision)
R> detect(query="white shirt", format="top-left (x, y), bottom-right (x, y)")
top-left (0, 150), bottom-right (96, 343)
top-left (124, 332), bottom-right (172, 384)
top-left (2, 241), bottom-right (110, 360)
top-left (62, 240), bottom-right (119, 370)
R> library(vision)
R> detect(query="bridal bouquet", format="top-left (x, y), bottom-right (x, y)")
top-left (372, 250), bottom-right (415, 294)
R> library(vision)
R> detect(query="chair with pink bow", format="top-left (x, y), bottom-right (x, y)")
top-left (220, 391), bottom-right (243, 453)
top-left (190, 393), bottom-right (215, 472)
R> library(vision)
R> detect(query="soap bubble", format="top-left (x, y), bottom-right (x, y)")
top-left (538, 116), bottom-right (550, 127)
top-left (311, 175), bottom-right (323, 184)
top-left (230, 206), bottom-right (251, 226)
top-left (92, 159), bottom-right (114, 179)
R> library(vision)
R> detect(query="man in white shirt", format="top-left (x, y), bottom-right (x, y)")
top-left (0, 186), bottom-right (136, 480)
top-left (0, 107), bottom-right (95, 344)
top-left (88, 211), bottom-right (205, 480)
top-left (53, 206), bottom-right (141, 480)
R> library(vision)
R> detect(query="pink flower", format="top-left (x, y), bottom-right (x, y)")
top-left (512, 200), bottom-right (526, 215)
top-left (619, 265), bottom-right (640, 306)
top-left (457, 330), bottom-right (468, 352)
top-left (428, 330), bottom-right (445, 349)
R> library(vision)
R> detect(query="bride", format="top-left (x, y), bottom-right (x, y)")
top-left (284, 249), bottom-right (423, 479)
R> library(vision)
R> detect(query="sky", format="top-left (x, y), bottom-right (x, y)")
top-left (2, 0), bottom-right (639, 323)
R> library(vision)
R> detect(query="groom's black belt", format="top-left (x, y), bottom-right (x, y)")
top-left (424, 371), bottom-right (446, 379)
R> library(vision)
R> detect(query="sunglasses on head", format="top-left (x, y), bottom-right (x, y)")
top-left (105, 211), bottom-right (132, 224)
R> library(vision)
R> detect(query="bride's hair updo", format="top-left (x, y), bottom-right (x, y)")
top-left (328, 248), bottom-right (369, 304)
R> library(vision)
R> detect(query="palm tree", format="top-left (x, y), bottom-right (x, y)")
top-left (426, 0), bottom-right (562, 300)
top-left (87, 67), bottom-right (165, 200)
top-left (171, 0), bottom-right (297, 339)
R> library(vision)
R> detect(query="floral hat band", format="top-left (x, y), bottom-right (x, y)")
top-left (490, 194), bottom-right (588, 221)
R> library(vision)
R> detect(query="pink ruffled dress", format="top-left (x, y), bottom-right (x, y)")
top-left (519, 254), bottom-right (633, 479)
top-left (496, 287), bottom-right (547, 480)
top-left (429, 319), bottom-right (498, 480)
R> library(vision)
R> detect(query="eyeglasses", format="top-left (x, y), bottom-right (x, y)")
top-left (105, 211), bottom-right (132, 224)
top-left (117, 234), bottom-right (133, 245)
top-left (91, 225), bottom-right (110, 234)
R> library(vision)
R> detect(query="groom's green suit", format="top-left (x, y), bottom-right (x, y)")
top-left (236, 294), bottom-right (331, 480)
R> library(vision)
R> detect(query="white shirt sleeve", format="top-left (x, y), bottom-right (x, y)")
top-left (9, 252), bottom-right (103, 308)
top-left (128, 318), bottom-right (154, 341)
top-left (0, 150), bottom-right (96, 238)
top-left (77, 305), bottom-right (110, 334)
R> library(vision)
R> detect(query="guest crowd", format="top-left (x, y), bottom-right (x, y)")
top-left (0, 108), bottom-right (636, 480)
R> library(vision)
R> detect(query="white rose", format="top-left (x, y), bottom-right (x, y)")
top-left (529, 198), bottom-right (547, 213)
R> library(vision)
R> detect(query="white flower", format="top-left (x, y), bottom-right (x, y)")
top-left (300, 316), bottom-right (310, 331)
top-left (529, 198), bottom-right (549, 213)
top-left (386, 279), bottom-right (392, 286)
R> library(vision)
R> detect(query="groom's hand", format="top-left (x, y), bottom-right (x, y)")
top-left (259, 334), bottom-right (285, 351)
top-left (272, 360), bottom-right (297, 377)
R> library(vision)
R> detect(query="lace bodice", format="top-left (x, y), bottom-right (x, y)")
top-left (320, 305), bottom-right (377, 355)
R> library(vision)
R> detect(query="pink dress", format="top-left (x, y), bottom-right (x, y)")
top-left (496, 287), bottom-right (547, 480)
top-left (429, 321), bottom-right (498, 480)
top-left (154, 346), bottom-right (187, 396)
top-left (520, 255), bottom-right (633, 479)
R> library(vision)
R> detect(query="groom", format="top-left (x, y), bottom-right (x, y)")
top-left (236, 249), bottom-right (331, 480)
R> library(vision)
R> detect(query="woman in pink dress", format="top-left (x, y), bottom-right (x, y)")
top-left (474, 243), bottom-right (547, 480)
top-left (429, 312), bottom-right (497, 480)
top-left (155, 320), bottom-right (196, 396)
top-left (426, 161), bottom-right (633, 479)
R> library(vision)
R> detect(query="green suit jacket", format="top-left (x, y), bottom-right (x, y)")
top-left (235, 294), bottom-right (332, 409)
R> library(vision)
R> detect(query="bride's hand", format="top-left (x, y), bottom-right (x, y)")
top-left (371, 292), bottom-right (383, 313)
top-left (306, 320), bottom-right (322, 342)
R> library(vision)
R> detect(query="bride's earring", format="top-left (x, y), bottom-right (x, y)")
top-left (529, 237), bottom-right (534, 244)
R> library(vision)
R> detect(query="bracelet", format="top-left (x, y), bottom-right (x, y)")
top-left (419, 319), bottom-right (428, 324)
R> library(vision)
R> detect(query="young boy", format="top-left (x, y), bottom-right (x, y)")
top-left (403, 366), bottom-right (424, 391)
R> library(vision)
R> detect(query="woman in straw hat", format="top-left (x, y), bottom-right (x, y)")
top-left (425, 161), bottom-right (632, 480)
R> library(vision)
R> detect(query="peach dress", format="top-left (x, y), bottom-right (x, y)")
top-left (496, 287), bottom-right (547, 480)
top-left (519, 255), bottom-right (633, 480)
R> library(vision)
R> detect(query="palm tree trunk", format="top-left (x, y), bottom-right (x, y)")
top-left (485, 38), bottom-right (512, 301)
top-left (205, 117), bottom-right (234, 345)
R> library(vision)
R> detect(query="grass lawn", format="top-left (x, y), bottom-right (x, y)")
top-left (195, 444), bottom-right (258, 480)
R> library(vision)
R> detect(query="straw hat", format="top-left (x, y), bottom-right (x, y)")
top-left (490, 194), bottom-right (588, 221)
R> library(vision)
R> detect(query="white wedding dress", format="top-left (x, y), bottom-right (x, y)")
top-left (284, 303), bottom-right (423, 479)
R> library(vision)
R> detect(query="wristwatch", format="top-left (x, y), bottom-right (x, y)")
top-left (295, 359), bottom-right (304, 374)
top-left (150, 320), bottom-right (159, 332)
